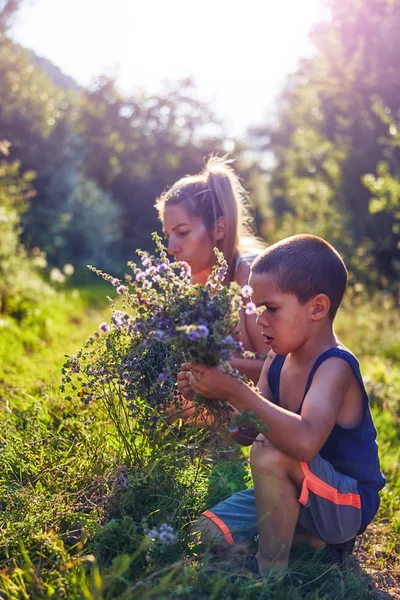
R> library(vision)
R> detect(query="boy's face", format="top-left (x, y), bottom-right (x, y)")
top-left (249, 272), bottom-right (314, 355)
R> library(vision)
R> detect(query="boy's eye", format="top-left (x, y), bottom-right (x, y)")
top-left (177, 231), bottom-right (189, 237)
top-left (266, 306), bottom-right (277, 313)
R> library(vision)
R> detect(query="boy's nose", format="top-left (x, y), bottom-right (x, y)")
top-left (256, 312), bottom-right (269, 327)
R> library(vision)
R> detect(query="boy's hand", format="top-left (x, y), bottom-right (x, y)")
top-left (177, 363), bottom-right (195, 402)
top-left (187, 363), bottom-right (238, 401)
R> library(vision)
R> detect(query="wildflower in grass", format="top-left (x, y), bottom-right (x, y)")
top-left (145, 523), bottom-right (177, 545)
top-left (99, 322), bottom-right (110, 333)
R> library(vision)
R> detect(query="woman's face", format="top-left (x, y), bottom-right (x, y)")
top-left (163, 204), bottom-right (216, 283)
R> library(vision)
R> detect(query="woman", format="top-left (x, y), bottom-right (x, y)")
top-left (155, 156), bottom-right (267, 383)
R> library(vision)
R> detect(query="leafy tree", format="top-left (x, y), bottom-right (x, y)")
top-left (48, 174), bottom-right (122, 269)
top-left (0, 34), bottom-right (82, 259)
top-left (0, 140), bottom-right (50, 318)
top-left (77, 77), bottom-right (227, 255)
top-left (256, 0), bottom-right (400, 292)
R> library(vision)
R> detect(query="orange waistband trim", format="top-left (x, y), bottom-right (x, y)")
top-left (299, 461), bottom-right (361, 509)
top-left (202, 510), bottom-right (235, 545)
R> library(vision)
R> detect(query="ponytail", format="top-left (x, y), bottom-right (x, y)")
top-left (155, 155), bottom-right (264, 283)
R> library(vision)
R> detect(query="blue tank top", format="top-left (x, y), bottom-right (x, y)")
top-left (268, 347), bottom-right (386, 534)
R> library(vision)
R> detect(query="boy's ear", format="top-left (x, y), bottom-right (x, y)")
top-left (310, 294), bottom-right (330, 320)
top-left (215, 216), bottom-right (227, 241)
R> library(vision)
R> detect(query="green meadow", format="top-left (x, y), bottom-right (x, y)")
top-left (2, 1), bottom-right (400, 597)
top-left (0, 285), bottom-right (398, 599)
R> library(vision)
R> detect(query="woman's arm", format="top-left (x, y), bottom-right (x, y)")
top-left (232, 260), bottom-right (269, 382)
top-left (229, 355), bottom-right (265, 384)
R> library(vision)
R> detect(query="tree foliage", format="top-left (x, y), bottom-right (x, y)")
top-left (76, 77), bottom-right (227, 255)
top-left (259, 0), bottom-right (400, 293)
top-left (0, 140), bottom-right (51, 317)
top-left (0, 32), bottom-right (237, 266)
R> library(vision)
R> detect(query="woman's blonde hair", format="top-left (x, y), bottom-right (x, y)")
top-left (155, 156), bottom-right (264, 283)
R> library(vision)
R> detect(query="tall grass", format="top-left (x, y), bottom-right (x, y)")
top-left (0, 287), bottom-right (398, 598)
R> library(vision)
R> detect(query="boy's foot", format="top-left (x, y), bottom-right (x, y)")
top-left (241, 555), bottom-right (300, 586)
top-left (243, 554), bottom-right (261, 576)
top-left (320, 537), bottom-right (357, 565)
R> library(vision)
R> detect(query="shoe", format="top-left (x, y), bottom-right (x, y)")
top-left (243, 554), bottom-right (260, 575)
top-left (320, 537), bottom-right (357, 566)
top-left (242, 555), bottom-right (299, 586)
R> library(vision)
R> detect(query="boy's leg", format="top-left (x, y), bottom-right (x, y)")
top-left (250, 436), bottom-right (305, 575)
top-left (190, 487), bottom-right (259, 553)
top-left (190, 515), bottom-right (231, 548)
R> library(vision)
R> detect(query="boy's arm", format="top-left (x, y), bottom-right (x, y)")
top-left (189, 357), bottom-right (354, 462)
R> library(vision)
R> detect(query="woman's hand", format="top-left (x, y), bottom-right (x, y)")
top-left (187, 363), bottom-right (239, 401)
top-left (177, 362), bottom-right (195, 402)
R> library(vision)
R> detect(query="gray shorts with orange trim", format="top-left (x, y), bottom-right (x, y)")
top-left (202, 454), bottom-right (362, 545)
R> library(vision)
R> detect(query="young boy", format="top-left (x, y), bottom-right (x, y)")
top-left (178, 234), bottom-right (385, 577)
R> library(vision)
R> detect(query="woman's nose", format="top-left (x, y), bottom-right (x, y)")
top-left (167, 237), bottom-right (180, 255)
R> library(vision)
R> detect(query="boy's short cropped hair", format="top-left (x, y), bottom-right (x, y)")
top-left (251, 234), bottom-right (348, 319)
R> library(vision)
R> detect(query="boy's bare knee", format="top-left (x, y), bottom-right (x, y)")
top-left (190, 516), bottom-right (230, 548)
top-left (251, 440), bottom-right (285, 471)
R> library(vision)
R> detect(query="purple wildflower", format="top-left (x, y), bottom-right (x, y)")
top-left (111, 278), bottom-right (120, 287)
top-left (116, 285), bottom-right (128, 294)
top-left (142, 257), bottom-right (151, 268)
top-left (145, 523), bottom-right (176, 545)
top-left (241, 285), bottom-right (253, 298)
top-left (157, 262), bottom-right (168, 273)
top-left (156, 373), bottom-right (168, 384)
top-left (154, 329), bottom-right (166, 341)
top-left (159, 531), bottom-right (177, 544)
top-left (196, 325), bottom-right (209, 339)
top-left (112, 311), bottom-right (127, 327)
top-left (99, 322), bottom-right (110, 333)
top-left (116, 471), bottom-right (131, 490)
top-left (181, 264), bottom-right (191, 278)
top-left (245, 302), bottom-right (257, 315)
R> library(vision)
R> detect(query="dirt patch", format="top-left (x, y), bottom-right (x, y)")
top-left (349, 525), bottom-right (400, 599)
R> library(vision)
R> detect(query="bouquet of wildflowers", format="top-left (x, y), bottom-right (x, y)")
top-left (61, 233), bottom-right (247, 463)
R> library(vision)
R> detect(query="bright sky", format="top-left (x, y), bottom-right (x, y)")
top-left (10, 0), bottom-right (325, 137)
